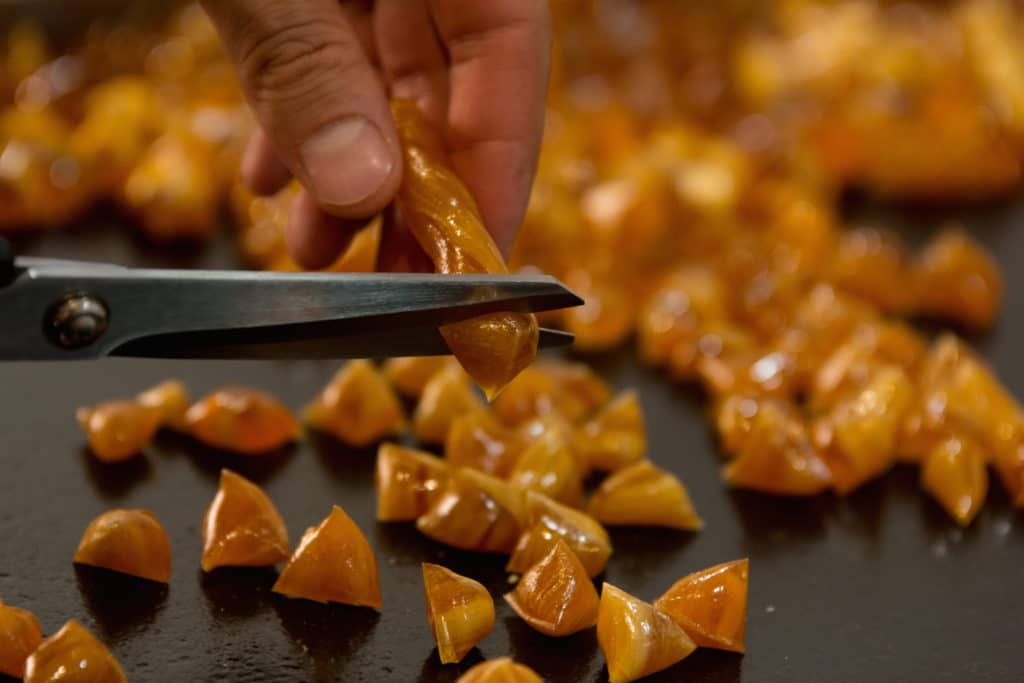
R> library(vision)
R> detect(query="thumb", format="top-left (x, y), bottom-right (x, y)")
top-left (202, 0), bottom-right (401, 218)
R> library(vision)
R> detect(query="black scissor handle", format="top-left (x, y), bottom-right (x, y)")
top-left (0, 237), bottom-right (12, 285)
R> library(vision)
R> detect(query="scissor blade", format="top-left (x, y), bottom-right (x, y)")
top-left (112, 326), bottom-right (575, 360)
top-left (2, 259), bottom-right (582, 360)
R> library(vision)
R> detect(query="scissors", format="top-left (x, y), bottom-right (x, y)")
top-left (0, 237), bottom-right (581, 361)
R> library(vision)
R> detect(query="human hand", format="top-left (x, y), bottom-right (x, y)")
top-left (201, 0), bottom-right (552, 268)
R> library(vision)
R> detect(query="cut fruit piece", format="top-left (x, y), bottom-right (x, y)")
top-left (186, 387), bottom-right (300, 454)
top-left (73, 509), bottom-right (171, 583)
top-left (136, 379), bottom-right (191, 431)
top-left (445, 411), bottom-right (524, 478)
top-left (383, 356), bottom-right (456, 398)
top-left (456, 657), bottom-right (543, 683)
top-left (916, 228), bottom-right (1002, 330)
top-left (816, 365), bottom-right (912, 494)
top-left (587, 461), bottom-right (702, 530)
top-left (304, 360), bottom-right (405, 447)
top-left (491, 360), bottom-right (612, 426)
top-left (508, 490), bottom-right (612, 578)
top-left (273, 505), bottom-right (381, 608)
top-left (201, 468), bottom-right (290, 571)
top-left (422, 563), bottom-right (495, 664)
top-left (504, 539), bottom-right (599, 637)
top-left (597, 583), bottom-right (696, 683)
top-left (654, 558), bottom-right (749, 653)
top-left (0, 600), bottom-right (42, 679)
top-left (416, 468), bottom-right (526, 554)
top-left (24, 620), bottom-right (126, 683)
top-left (76, 400), bottom-right (162, 463)
top-left (578, 391), bottom-right (647, 472)
top-left (376, 443), bottom-right (452, 522)
top-left (413, 366), bottom-right (485, 445)
top-left (921, 437), bottom-right (988, 527)
top-left (724, 402), bottom-right (832, 496)
top-left (508, 428), bottom-right (585, 508)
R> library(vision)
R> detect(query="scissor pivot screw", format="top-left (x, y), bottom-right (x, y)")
top-left (46, 293), bottom-right (109, 350)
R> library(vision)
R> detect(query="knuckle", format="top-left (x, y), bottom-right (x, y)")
top-left (239, 18), bottom-right (361, 107)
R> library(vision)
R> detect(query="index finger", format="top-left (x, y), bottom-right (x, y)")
top-left (429, 0), bottom-right (552, 254)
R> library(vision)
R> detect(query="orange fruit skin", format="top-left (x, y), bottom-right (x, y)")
top-left (416, 469), bottom-right (526, 554)
top-left (273, 506), bottom-right (381, 609)
top-left (73, 509), bottom-right (172, 583)
top-left (505, 539), bottom-right (599, 637)
top-left (186, 387), bottom-right (300, 455)
top-left (455, 657), bottom-right (544, 683)
top-left (0, 600), bottom-right (42, 678)
top-left (383, 356), bottom-right (456, 398)
top-left (391, 98), bottom-right (538, 399)
top-left (136, 379), bottom-right (191, 431)
top-left (921, 437), bottom-right (989, 527)
top-left (24, 620), bottom-right (127, 683)
top-left (376, 443), bottom-right (452, 522)
top-left (201, 468), bottom-right (290, 571)
top-left (304, 361), bottom-right (405, 448)
top-left (413, 367), bottom-right (485, 445)
top-left (654, 558), bottom-right (750, 653)
top-left (76, 400), bottom-right (162, 463)
top-left (587, 461), bottom-right (703, 531)
top-left (445, 411), bottom-right (524, 478)
top-left (422, 563), bottom-right (495, 664)
top-left (507, 490), bottom-right (612, 579)
top-left (578, 391), bottom-right (647, 472)
top-left (597, 583), bottom-right (696, 683)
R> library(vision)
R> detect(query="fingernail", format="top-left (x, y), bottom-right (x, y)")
top-left (300, 116), bottom-right (394, 207)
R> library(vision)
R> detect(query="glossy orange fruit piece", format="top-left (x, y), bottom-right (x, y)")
top-left (444, 411), bottom-right (524, 478)
top-left (186, 387), bottom-right (300, 454)
top-left (201, 468), bottom-right (290, 571)
top-left (416, 468), bottom-right (526, 554)
top-left (816, 365), bottom-right (912, 494)
top-left (304, 360), bottom-right (405, 447)
top-left (916, 228), bottom-right (1002, 329)
top-left (422, 563), bottom-right (495, 664)
top-left (73, 509), bottom-right (171, 583)
top-left (587, 461), bottom-right (702, 530)
top-left (24, 620), bottom-right (126, 683)
top-left (931, 338), bottom-right (1024, 466)
top-left (637, 265), bottom-right (727, 367)
top-left (508, 490), bottom-right (612, 578)
top-left (830, 227), bottom-right (917, 314)
top-left (273, 505), bottom-right (381, 608)
top-left (136, 379), bottom-right (191, 431)
top-left (413, 366), bottom-right (485, 445)
top-left (597, 583), bottom-right (696, 683)
top-left (0, 600), bottom-right (42, 678)
top-left (578, 391), bottom-right (647, 472)
top-left (654, 558), bottom-right (749, 653)
top-left (724, 402), bottom-right (832, 496)
top-left (505, 539), bottom-right (599, 637)
top-left (456, 657), bottom-right (543, 683)
top-left (562, 268), bottom-right (635, 353)
top-left (713, 394), bottom-right (771, 457)
top-left (391, 99), bottom-right (538, 398)
top-left (810, 321), bottom-right (925, 412)
top-left (508, 428), bottom-right (585, 508)
top-left (383, 356), bottom-right (456, 398)
top-left (921, 437), bottom-right (988, 527)
top-left (376, 442), bottom-right (451, 522)
top-left (491, 360), bottom-right (611, 426)
top-left (76, 400), bottom-right (162, 463)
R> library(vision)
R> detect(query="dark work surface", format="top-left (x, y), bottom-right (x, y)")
top-left (2, 198), bottom-right (1024, 683)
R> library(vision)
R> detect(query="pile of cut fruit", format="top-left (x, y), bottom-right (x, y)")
top-left (1, 354), bottom-right (747, 683)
